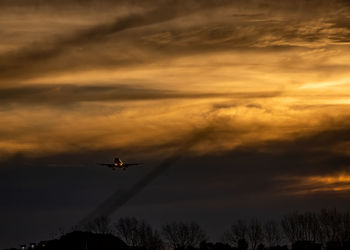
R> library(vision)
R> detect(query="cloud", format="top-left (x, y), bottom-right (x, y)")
top-left (0, 0), bottom-right (235, 82)
top-left (0, 88), bottom-right (284, 161)
top-left (0, 84), bottom-right (281, 106)
top-left (1, 0), bottom-right (349, 83)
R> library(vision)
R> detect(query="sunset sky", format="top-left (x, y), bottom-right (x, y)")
top-left (1, 0), bottom-right (350, 248)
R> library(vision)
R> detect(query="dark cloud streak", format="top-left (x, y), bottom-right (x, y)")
top-left (0, 84), bottom-right (281, 105)
top-left (1, 0), bottom-right (349, 83)
top-left (0, 0), bottom-right (233, 82)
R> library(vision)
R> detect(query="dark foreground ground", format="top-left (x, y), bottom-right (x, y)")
top-left (3, 230), bottom-right (350, 250)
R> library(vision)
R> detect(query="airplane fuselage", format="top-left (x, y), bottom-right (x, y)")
top-left (99, 157), bottom-right (140, 171)
top-left (113, 162), bottom-right (124, 167)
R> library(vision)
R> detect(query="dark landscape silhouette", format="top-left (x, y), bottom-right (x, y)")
top-left (5, 209), bottom-right (350, 250)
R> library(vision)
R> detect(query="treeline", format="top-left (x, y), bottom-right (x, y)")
top-left (5, 209), bottom-right (350, 250)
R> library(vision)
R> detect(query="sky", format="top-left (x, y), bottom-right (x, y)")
top-left (1, 0), bottom-right (350, 248)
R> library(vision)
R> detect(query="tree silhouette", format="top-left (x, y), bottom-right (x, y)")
top-left (281, 211), bottom-right (321, 243)
top-left (83, 216), bottom-right (112, 234)
top-left (318, 209), bottom-right (342, 244)
top-left (114, 216), bottom-right (139, 247)
top-left (7, 208), bottom-right (350, 250)
top-left (247, 218), bottom-right (264, 250)
top-left (114, 216), bottom-right (164, 249)
top-left (281, 212), bottom-right (304, 243)
top-left (223, 219), bottom-right (248, 247)
top-left (339, 211), bottom-right (350, 243)
top-left (263, 220), bottom-right (282, 248)
top-left (280, 209), bottom-right (350, 249)
top-left (162, 221), bottom-right (207, 249)
top-left (136, 220), bottom-right (164, 250)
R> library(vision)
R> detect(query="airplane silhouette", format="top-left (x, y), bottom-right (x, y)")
top-left (99, 157), bottom-right (141, 170)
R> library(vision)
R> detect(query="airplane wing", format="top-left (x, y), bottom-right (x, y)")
top-left (124, 163), bottom-right (142, 167)
top-left (99, 163), bottom-right (115, 167)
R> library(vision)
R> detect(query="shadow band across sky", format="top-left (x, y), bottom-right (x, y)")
top-left (79, 126), bottom-right (213, 226)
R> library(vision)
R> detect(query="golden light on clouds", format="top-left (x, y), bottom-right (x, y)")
top-left (283, 173), bottom-right (350, 195)
top-left (1, 0), bottom-right (350, 175)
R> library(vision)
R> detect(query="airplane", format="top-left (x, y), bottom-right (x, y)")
top-left (99, 157), bottom-right (141, 170)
